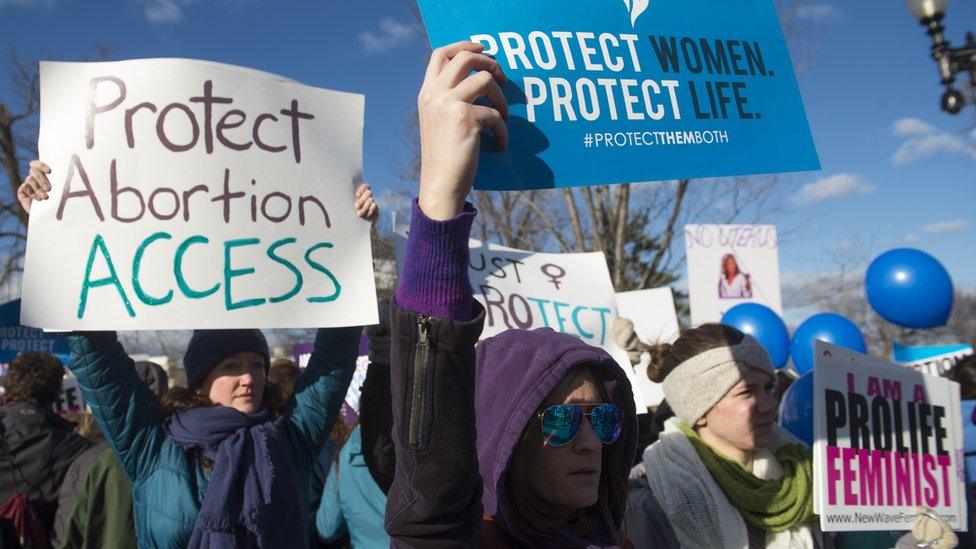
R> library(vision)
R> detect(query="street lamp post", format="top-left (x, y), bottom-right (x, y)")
top-left (908, 0), bottom-right (976, 114)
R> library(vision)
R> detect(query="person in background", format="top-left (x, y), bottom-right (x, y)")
top-left (953, 353), bottom-right (976, 548)
top-left (52, 361), bottom-right (169, 549)
top-left (316, 299), bottom-right (393, 548)
top-left (629, 324), bottom-right (824, 548)
top-left (0, 351), bottom-right (90, 539)
top-left (269, 358), bottom-right (302, 399)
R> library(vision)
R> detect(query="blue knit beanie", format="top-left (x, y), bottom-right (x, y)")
top-left (183, 329), bottom-right (270, 389)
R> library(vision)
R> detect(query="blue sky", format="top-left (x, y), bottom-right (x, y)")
top-left (1, 0), bottom-right (974, 303)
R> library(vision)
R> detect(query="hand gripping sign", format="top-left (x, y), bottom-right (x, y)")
top-left (416, 0), bottom-right (820, 190)
top-left (21, 59), bottom-right (378, 330)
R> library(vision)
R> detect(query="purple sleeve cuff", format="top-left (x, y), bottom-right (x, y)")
top-left (395, 199), bottom-right (476, 321)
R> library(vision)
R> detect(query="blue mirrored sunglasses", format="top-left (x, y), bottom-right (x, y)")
top-left (536, 403), bottom-right (623, 447)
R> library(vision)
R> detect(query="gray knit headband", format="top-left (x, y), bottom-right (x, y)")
top-left (661, 335), bottom-right (775, 426)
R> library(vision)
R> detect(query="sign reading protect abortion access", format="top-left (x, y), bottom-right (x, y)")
top-left (22, 59), bottom-right (378, 330)
top-left (416, 0), bottom-right (820, 190)
top-left (813, 342), bottom-right (967, 532)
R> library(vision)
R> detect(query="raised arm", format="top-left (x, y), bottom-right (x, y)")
top-left (66, 332), bottom-right (165, 484)
top-left (282, 181), bottom-right (377, 467)
top-left (283, 325), bottom-right (361, 472)
top-left (385, 39), bottom-right (507, 548)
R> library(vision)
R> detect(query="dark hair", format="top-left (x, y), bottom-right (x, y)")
top-left (4, 351), bottom-right (64, 406)
top-left (950, 353), bottom-right (976, 400)
top-left (268, 358), bottom-right (301, 398)
top-left (646, 323), bottom-right (746, 383)
top-left (721, 253), bottom-right (740, 276)
top-left (506, 365), bottom-right (628, 545)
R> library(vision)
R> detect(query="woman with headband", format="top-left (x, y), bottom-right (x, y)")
top-left (627, 323), bottom-right (826, 548)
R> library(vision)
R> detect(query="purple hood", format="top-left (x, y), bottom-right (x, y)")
top-left (474, 328), bottom-right (638, 546)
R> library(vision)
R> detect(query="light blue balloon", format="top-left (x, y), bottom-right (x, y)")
top-left (866, 248), bottom-right (953, 329)
top-left (778, 371), bottom-right (814, 447)
top-left (790, 313), bottom-right (866, 375)
top-left (721, 303), bottom-right (790, 368)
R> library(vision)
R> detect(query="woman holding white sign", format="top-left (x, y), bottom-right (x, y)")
top-left (627, 324), bottom-right (825, 548)
top-left (20, 164), bottom-right (379, 548)
top-left (383, 41), bottom-right (677, 548)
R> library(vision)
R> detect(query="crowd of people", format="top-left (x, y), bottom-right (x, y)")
top-left (2, 41), bottom-right (972, 548)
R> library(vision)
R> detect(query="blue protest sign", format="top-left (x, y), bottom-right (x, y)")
top-left (0, 299), bottom-right (70, 374)
top-left (892, 341), bottom-right (973, 377)
top-left (417, 0), bottom-right (820, 190)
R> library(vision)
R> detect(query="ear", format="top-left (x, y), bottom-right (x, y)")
top-left (695, 415), bottom-right (707, 428)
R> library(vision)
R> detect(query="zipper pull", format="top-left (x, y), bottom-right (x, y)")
top-left (417, 316), bottom-right (430, 346)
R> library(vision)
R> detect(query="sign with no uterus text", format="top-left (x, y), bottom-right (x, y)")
top-left (416, 0), bottom-right (820, 190)
top-left (22, 59), bottom-right (378, 330)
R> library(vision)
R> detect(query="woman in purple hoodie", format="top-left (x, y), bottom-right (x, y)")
top-left (383, 41), bottom-right (677, 548)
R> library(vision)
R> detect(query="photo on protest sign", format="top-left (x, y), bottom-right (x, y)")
top-left (685, 224), bottom-right (781, 325)
top-left (615, 288), bottom-right (679, 406)
top-left (415, 0), bottom-right (820, 190)
top-left (893, 342), bottom-right (974, 378)
top-left (21, 59), bottom-right (378, 330)
top-left (392, 215), bottom-right (648, 410)
top-left (813, 341), bottom-right (967, 532)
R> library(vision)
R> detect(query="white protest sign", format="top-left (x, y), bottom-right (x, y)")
top-left (345, 356), bottom-right (370, 413)
top-left (615, 288), bottom-right (680, 406)
top-left (684, 224), bottom-right (781, 326)
top-left (813, 341), bottom-right (967, 532)
top-left (616, 288), bottom-right (680, 345)
top-left (22, 59), bottom-right (377, 330)
top-left (57, 374), bottom-right (86, 415)
top-left (393, 215), bottom-right (647, 410)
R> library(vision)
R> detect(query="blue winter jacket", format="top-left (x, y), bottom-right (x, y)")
top-left (315, 426), bottom-right (389, 548)
top-left (66, 327), bottom-right (360, 549)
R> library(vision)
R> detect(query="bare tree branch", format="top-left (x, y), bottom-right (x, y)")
top-left (561, 188), bottom-right (586, 252)
top-left (612, 184), bottom-right (629, 287)
top-left (641, 179), bottom-right (689, 288)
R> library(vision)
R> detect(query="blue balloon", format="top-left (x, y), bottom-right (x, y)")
top-left (721, 303), bottom-right (791, 368)
top-left (790, 313), bottom-right (866, 375)
top-left (866, 248), bottom-right (953, 329)
top-left (779, 371), bottom-right (814, 446)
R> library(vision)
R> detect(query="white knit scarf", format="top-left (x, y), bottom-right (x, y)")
top-left (643, 418), bottom-right (821, 549)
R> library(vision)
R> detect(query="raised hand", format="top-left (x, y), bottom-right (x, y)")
top-left (17, 160), bottom-right (53, 214)
top-left (417, 41), bottom-right (509, 220)
top-left (355, 183), bottom-right (379, 225)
